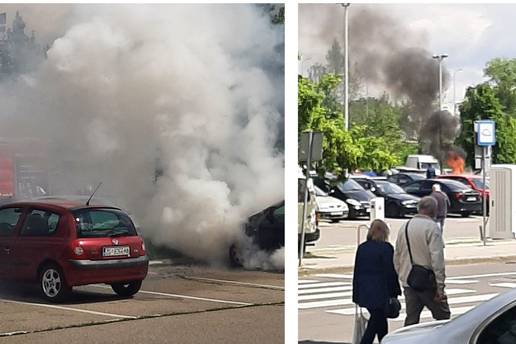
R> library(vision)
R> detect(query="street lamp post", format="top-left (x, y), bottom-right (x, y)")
top-left (341, 3), bottom-right (350, 131)
top-left (432, 54), bottom-right (448, 173)
top-left (453, 68), bottom-right (463, 117)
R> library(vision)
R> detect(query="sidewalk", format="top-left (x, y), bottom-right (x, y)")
top-left (299, 238), bottom-right (516, 275)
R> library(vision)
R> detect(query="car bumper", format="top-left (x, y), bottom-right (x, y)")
top-left (451, 202), bottom-right (481, 214)
top-left (348, 207), bottom-right (370, 218)
top-left (303, 228), bottom-right (320, 244)
top-left (401, 205), bottom-right (418, 215)
top-left (65, 255), bottom-right (149, 286)
top-left (318, 210), bottom-right (348, 220)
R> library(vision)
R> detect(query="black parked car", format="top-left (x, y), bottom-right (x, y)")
top-left (353, 178), bottom-right (420, 218)
top-left (229, 201), bottom-right (284, 267)
top-left (387, 173), bottom-right (425, 187)
top-left (312, 176), bottom-right (373, 219)
top-left (403, 179), bottom-right (481, 217)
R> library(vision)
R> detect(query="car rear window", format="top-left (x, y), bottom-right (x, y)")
top-left (72, 208), bottom-right (137, 238)
top-left (440, 179), bottom-right (470, 191)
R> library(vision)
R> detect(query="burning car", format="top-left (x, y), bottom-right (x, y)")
top-left (229, 201), bottom-right (284, 268)
top-left (0, 199), bottom-right (148, 302)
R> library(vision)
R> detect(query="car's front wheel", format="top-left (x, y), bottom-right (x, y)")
top-left (39, 264), bottom-right (70, 302)
top-left (111, 280), bottom-right (142, 297)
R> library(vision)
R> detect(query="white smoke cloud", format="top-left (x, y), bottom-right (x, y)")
top-left (0, 5), bottom-right (284, 264)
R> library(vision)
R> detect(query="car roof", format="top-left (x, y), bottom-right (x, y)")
top-left (1, 198), bottom-right (122, 212)
top-left (439, 174), bottom-right (480, 179)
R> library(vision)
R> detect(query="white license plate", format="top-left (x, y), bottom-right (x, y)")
top-left (331, 212), bottom-right (343, 216)
top-left (467, 197), bottom-right (477, 201)
top-left (103, 246), bottom-right (130, 257)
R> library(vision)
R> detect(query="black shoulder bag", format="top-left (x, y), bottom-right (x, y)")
top-left (405, 221), bottom-right (437, 292)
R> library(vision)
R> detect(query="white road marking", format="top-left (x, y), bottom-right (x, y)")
top-left (445, 279), bottom-right (478, 285)
top-left (90, 284), bottom-right (253, 306)
top-left (0, 298), bottom-right (136, 319)
top-left (298, 286), bottom-right (353, 295)
top-left (329, 306), bottom-right (475, 321)
top-left (298, 280), bottom-right (320, 284)
top-left (315, 274), bottom-right (353, 279)
top-left (298, 282), bottom-right (350, 289)
top-left (184, 277), bottom-right (284, 290)
top-left (489, 282), bottom-right (516, 289)
top-left (448, 272), bottom-right (516, 280)
top-left (298, 291), bottom-right (352, 301)
top-left (299, 289), bottom-right (474, 310)
top-left (323, 293), bottom-right (497, 316)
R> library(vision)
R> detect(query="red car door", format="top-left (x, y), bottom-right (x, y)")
top-left (0, 206), bottom-right (25, 279)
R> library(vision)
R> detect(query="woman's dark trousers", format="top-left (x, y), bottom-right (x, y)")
top-left (360, 308), bottom-right (387, 344)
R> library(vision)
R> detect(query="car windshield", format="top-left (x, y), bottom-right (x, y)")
top-left (314, 185), bottom-right (328, 197)
top-left (420, 162), bottom-right (439, 169)
top-left (337, 179), bottom-right (364, 192)
top-left (73, 208), bottom-right (137, 238)
top-left (471, 178), bottom-right (489, 190)
top-left (377, 182), bottom-right (405, 194)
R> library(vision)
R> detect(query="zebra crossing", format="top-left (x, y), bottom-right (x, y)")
top-left (298, 273), bottom-right (513, 323)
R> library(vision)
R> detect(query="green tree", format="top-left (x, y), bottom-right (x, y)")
top-left (457, 83), bottom-right (516, 165)
top-left (485, 58), bottom-right (516, 115)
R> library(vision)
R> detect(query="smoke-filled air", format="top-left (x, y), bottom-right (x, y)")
top-left (300, 5), bottom-right (461, 160)
top-left (0, 5), bottom-right (284, 267)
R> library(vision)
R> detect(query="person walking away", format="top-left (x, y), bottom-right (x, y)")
top-left (394, 196), bottom-right (451, 326)
top-left (430, 184), bottom-right (450, 235)
top-left (353, 219), bottom-right (401, 344)
top-left (426, 165), bottom-right (436, 179)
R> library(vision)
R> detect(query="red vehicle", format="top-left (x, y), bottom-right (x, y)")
top-left (438, 174), bottom-right (490, 213)
top-left (0, 199), bottom-right (148, 302)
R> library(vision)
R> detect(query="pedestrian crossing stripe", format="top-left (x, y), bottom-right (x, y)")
top-left (298, 281), bottom-right (350, 289)
top-left (298, 286), bottom-right (353, 295)
top-left (298, 278), bottom-right (479, 286)
top-left (489, 282), bottom-right (516, 288)
top-left (298, 289), bottom-right (475, 309)
top-left (323, 293), bottom-right (498, 315)
top-left (315, 274), bottom-right (353, 279)
top-left (298, 280), bottom-right (320, 284)
top-left (329, 306), bottom-right (477, 322)
top-left (299, 291), bottom-right (352, 301)
top-left (445, 279), bottom-right (478, 285)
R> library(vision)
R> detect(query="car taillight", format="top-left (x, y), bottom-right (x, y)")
top-left (454, 192), bottom-right (463, 201)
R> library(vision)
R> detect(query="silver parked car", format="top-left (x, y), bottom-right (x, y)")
top-left (382, 288), bottom-right (516, 344)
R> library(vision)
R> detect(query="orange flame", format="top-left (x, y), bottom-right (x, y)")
top-left (447, 151), bottom-right (465, 175)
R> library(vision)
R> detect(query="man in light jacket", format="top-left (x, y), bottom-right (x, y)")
top-left (394, 196), bottom-right (451, 326)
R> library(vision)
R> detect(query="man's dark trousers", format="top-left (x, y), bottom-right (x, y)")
top-left (403, 287), bottom-right (451, 326)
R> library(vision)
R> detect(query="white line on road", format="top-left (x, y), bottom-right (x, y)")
top-left (298, 282), bottom-right (350, 289)
top-left (445, 279), bottom-right (478, 285)
top-left (184, 277), bottom-right (284, 290)
top-left (489, 282), bottom-right (516, 289)
top-left (298, 280), bottom-right (320, 284)
top-left (448, 272), bottom-right (516, 280)
top-left (298, 291), bottom-right (352, 301)
top-left (298, 286), bottom-right (353, 295)
top-left (299, 289), bottom-right (474, 309)
top-left (328, 306), bottom-right (475, 321)
top-left (322, 293), bottom-right (497, 315)
top-left (91, 284), bottom-right (253, 306)
top-left (315, 274), bottom-right (353, 279)
top-left (0, 298), bottom-right (137, 319)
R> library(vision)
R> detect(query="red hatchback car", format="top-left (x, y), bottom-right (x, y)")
top-left (0, 199), bottom-right (148, 302)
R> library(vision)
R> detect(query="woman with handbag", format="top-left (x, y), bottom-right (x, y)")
top-left (352, 219), bottom-right (401, 344)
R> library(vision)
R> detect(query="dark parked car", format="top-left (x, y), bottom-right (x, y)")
top-left (438, 174), bottom-right (490, 215)
top-left (0, 199), bottom-right (149, 302)
top-left (387, 172), bottom-right (425, 187)
top-left (229, 201), bottom-right (284, 267)
top-left (403, 179), bottom-right (481, 217)
top-left (312, 176), bottom-right (373, 219)
top-left (353, 178), bottom-right (420, 218)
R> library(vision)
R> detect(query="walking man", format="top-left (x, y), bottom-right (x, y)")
top-left (431, 184), bottom-right (450, 235)
top-left (394, 196), bottom-right (451, 326)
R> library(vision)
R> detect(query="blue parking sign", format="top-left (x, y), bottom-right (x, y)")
top-left (475, 120), bottom-right (496, 146)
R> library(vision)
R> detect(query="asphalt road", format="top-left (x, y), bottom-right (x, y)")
top-left (0, 263), bottom-right (284, 344)
top-left (298, 261), bottom-right (516, 344)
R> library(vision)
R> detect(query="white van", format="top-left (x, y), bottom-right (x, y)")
top-left (405, 155), bottom-right (441, 175)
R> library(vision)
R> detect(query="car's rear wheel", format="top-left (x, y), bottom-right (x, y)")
top-left (229, 244), bottom-right (243, 267)
top-left (111, 280), bottom-right (142, 297)
top-left (39, 264), bottom-right (70, 302)
top-left (330, 219), bottom-right (340, 223)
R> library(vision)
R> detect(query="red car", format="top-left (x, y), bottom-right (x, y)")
top-left (438, 174), bottom-right (490, 213)
top-left (0, 199), bottom-right (148, 302)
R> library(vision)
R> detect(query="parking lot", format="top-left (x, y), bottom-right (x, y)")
top-left (0, 263), bottom-right (284, 343)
